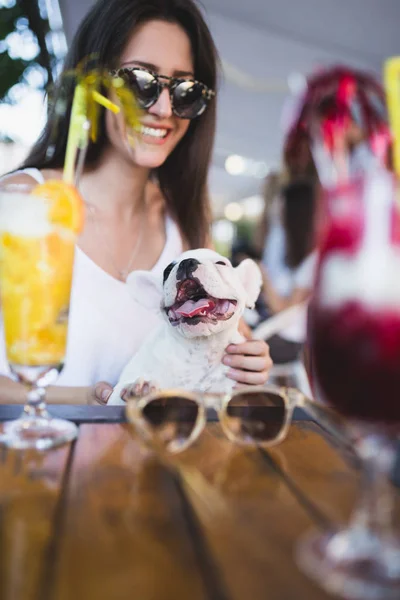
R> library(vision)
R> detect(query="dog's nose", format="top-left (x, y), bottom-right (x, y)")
top-left (177, 258), bottom-right (200, 281)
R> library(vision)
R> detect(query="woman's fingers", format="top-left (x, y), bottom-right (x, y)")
top-left (226, 368), bottom-right (269, 385)
top-left (223, 354), bottom-right (267, 372)
top-left (223, 339), bottom-right (273, 385)
top-left (121, 379), bottom-right (158, 402)
top-left (225, 340), bottom-right (269, 356)
top-left (90, 381), bottom-right (113, 405)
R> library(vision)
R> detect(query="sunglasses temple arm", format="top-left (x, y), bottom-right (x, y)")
top-left (134, 420), bottom-right (215, 501)
top-left (130, 406), bottom-right (177, 469)
top-left (295, 391), bottom-right (354, 451)
top-left (142, 432), bottom-right (183, 472)
top-left (145, 439), bottom-right (214, 504)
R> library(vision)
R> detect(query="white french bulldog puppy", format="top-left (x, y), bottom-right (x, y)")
top-left (108, 248), bottom-right (262, 404)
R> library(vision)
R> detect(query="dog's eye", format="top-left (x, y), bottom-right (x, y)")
top-left (216, 261), bottom-right (227, 266)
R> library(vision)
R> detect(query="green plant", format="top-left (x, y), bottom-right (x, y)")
top-left (0, 0), bottom-right (59, 139)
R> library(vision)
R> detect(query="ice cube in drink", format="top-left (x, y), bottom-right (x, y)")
top-left (0, 182), bottom-right (83, 367)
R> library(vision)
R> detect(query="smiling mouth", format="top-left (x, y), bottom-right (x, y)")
top-left (140, 125), bottom-right (170, 139)
top-left (165, 278), bottom-right (237, 326)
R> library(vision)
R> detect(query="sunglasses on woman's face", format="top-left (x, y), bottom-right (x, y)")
top-left (111, 66), bottom-right (215, 119)
top-left (126, 386), bottom-right (315, 454)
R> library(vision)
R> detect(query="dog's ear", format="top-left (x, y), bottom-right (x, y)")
top-left (125, 270), bottom-right (163, 311)
top-left (235, 259), bottom-right (263, 308)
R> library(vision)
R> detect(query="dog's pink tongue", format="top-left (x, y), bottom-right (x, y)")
top-left (176, 298), bottom-right (214, 317)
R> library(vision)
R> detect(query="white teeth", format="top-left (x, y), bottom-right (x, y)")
top-left (140, 125), bottom-right (168, 138)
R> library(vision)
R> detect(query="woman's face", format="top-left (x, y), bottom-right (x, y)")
top-left (106, 20), bottom-right (193, 169)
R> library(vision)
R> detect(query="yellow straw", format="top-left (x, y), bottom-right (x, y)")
top-left (63, 83), bottom-right (88, 184)
top-left (63, 80), bottom-right (121, 184)
top-left (384, 56), bottom-right (400, 177)
top-left (92, 90), bottom-right (120, 113)
top-left (63, 68), bottom-right (141, 184)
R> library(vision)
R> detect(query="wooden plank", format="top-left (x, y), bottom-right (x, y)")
top-left (51, 424), bottom-right (214, 600)
top-left (265, 420), bottom-right (400, 530)
top-left (0, 405), bottom-right (127, 423)
top-left (172, 423), bottom-right (361, 600)
top-left (0, 442), bottom-right (72, 600)
top-left (259, 421), bottom-right (360, 524)
top-left (0, 404), bottom-right (318, 423)
top-left (0, 404), bottom-right (319, 424)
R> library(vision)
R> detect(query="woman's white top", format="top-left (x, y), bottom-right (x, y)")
top-left (261, 204), bottom-right (317, 343)
top-left (0, 168), bottom-right (183, 386)
top-left (264, 249), bottom-right (317, 344)
top-left (272, 251), bottom-right (317, 300)
top-left (261, 196), bottom-right (287, 285)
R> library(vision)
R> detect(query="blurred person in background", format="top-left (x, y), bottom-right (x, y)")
top-left (260, 179), bottom-right (317, 311)
top-left (255, 179), bottom-right (318, 363)
top-left (254, 170), bottom-right (286, 286)
top-left (0, 0), bottom-right (271, 405)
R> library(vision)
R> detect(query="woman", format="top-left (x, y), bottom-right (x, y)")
top-left (255, 170), bottom-right (288, 291)
top-left (0, 0), bottom-right (271, 404)
top-left (258, 179), bottom-right (318, 363)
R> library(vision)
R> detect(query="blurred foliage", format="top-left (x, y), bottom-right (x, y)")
top-left (0, 50), bottom-right (27, 99)
top-left (213, 238), bottom-right (233, 258)
top-left (0, 0), bottom-right (54, 104)
top-left (0, 3), bottom-right (26, 99)
top-left (213, 218), bottom-right (258, 260)
top-left (235, 219), bottom-right (256, 245)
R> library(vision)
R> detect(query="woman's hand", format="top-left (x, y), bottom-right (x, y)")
top-left (222, 339), bottom-right (273, 387)
top-left (87, 340), bottom-right (273, 403)
top-left (88, 381), bottom-right (113, 405)
top-left (120, 379), bottom-right (158, 402)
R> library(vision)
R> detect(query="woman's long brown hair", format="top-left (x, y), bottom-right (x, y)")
top-left (21, 0), bottom-right (219, 249)
top-left (282, 179), bottom-right (317, 269)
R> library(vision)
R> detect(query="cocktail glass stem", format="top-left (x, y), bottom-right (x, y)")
top-left (349, 432), bottom-right (395, 536)
top-left (1, 367), bottom-right (78, 451)
top-left (23, 387), bottom-right (50, 420)
top-left (297, 430), bottom-right (400, 600)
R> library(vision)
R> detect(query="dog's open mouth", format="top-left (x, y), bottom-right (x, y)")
top-left (165, 278), bottom-right (237, 325)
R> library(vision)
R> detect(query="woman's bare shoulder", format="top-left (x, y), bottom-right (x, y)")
top-left (40, 168), bottom-right (63, 181)
top-left (0, 172), bottom-right (36, 186)
top-left (0, 168), bottom-right (62, 186)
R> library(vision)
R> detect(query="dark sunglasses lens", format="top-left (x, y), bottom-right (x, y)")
top-left (141, 395), bottom-right (199, 453)
top-left (173, 81), bottom-right (208, 118)
top-left (225, 391), bottom-right (286, 444)
top-left (121, 69), bottom-right (159, 108)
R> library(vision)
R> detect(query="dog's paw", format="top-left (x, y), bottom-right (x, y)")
top-left (120, 378), bottom-right (159, 401)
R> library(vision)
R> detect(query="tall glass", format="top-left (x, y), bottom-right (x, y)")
top-left (297, 169), bottom-right (400, 599)
top-left (0, 182), bottom-right (80, 449)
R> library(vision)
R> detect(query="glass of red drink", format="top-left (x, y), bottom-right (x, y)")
top-left (297, 168), bottom-right (400, 600)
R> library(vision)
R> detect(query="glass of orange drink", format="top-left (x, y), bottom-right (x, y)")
top-left (0, 179), bottom-right (84, 449)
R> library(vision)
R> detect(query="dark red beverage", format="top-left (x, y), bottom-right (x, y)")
top-left (310, 300), bottom-right (400, 424)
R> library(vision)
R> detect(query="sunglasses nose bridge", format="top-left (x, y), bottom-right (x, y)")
top-left (147, 84), bottom-right (173, 118)
top-left (201, 393), bottom-right (226, 411)
top-left (158, 78), bottom-right (171, 92)
top-left (201, 394), bottom-right (214, 411)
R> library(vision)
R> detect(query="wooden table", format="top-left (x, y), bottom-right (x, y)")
top-left (0, 406), bottom-right (397, 600)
